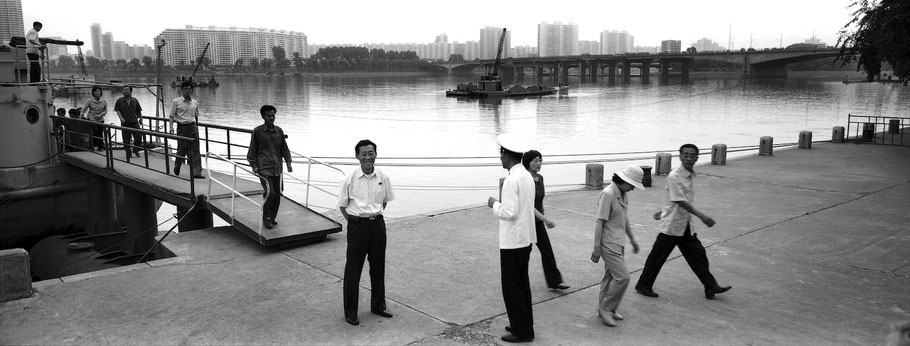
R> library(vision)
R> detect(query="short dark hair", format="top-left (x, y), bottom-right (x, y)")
top-left (91, 86), bottom-right (103, 95)
top-left (181, 81), bottom-right (194, 89)
top-left (521, 150), bottom-right (541, 170)
top-left (611, 173), bottom-right (627, 185)
top-left (260, 105), bottom-right (276, 116)
top-left (679, 143), bottom-right (699, 154)
top-left (122, 85), bottom-right (132, 92)
top-left (355, 139), bottom-right (377, 154)
top-left (56, 108), bottom-right (66, 116)
top-left (33, 22), bottom-right (42, 28)
top-left (500, 147), bottom-right (522, 162)
top-left (68, 108), bottom-right (79, 118)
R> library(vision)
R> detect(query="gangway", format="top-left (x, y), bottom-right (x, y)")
top-left (53, 116), bottom-right (341, 247)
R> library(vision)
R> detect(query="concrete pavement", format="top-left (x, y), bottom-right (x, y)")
top-left (1, 142), bottom-right (908, 345)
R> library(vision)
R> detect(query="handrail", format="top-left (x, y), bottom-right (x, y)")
top-left (205, 152), bottom-right (268, 239)
top-left (284, 149), bottom-right (346, 207)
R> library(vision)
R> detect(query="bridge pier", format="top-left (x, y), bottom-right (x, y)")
top-left (640, 59), bottom-right (652, 84)
top-left (579, 60), bottom-right (587, 82)
top-left (536, 66), bottom-right (544, 84)
top-left (681, 60), bottom-right (691, 84)
top-left (621, 62), bottom-right (631, 84)
top-left (561, 63), bottom-right (570, 85)
top-left (590, 61), bottom-right (599, 83)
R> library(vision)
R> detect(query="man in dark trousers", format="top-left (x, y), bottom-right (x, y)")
top-left (25, 21), bottom-right (45, 82)
top-left (635, 143), bottom-right (732, 300)
top-left (114, 86), bottom-right (142, 158)
top-left (246, 105), bottom-right (292, 229)
top-left (169, 81), bottom-right (203, 178)
top-left (338, 139), bottom-right (395, 326)
top-left (487, 133), bottom-right (536, 343)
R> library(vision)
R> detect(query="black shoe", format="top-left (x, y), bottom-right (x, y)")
top-left (372, 309), bottom-right (393, 318)
top-left (635, 286), bottom-right (659, 298)
top-left (192, 175), bottom-right (205, 179)
top-left (505, 326), bottom-right (512, 333)
top-left (271, 219), bottom-right (278, 225)
top-left (345, 316), bottom-right (359, 326)
top-left (174, 164), bottom-right (181, 176)
top-left (705, 285), bottom-right (732, 299)
top-left (134, 152), bottom-right (141, 157)
top-left (552, 283), bottom-right (571, 290)
top-left (501, 334), bottom-right (533, 343)
top-left (264, 218), bottom-right (273, 229)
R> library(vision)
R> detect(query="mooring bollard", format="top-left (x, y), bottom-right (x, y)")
top-left (640, 165), bottom-right (653, 187)
top-left (655, 153), bottom-right (672, 175)
top-left (711, 144), bottom-right (727, 165)
top-left (889, 119), bottom-right (901, 134)
top-left (799, 131), bottom-right (813, 149)
top-left (759, 136), bottom-right (774, 156)
top-left (832, 126), bottom-right (845, 143)
top-left (585, 163), bottom-right (604, 190)
top-left (0, 248), bottom-right (33, 302)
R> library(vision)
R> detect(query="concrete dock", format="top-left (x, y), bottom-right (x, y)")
top-left (2, 141), bottom-right (908, 345)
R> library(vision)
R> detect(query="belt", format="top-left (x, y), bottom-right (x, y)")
top-left (177, 121), bottom-right (196, 126)
top-left (349, 214), bottom-right (383, 222)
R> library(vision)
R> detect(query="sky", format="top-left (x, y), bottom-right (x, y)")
top-left (25, 0), bottom-right (856, 51)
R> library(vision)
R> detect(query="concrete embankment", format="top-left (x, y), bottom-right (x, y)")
top-left (1, 141), bottom-right (908, 345)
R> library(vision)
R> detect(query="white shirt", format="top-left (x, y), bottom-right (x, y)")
top-left (25, 29), bottom-right (40, 54)
top-left (337, 168), bottom-right (394, 217)
top-left (659, 166), bottom-right (696, 236)
top-left (492, 164), bottom-right (537, 249)
top-left (169, 97), bottom-right (198, 124)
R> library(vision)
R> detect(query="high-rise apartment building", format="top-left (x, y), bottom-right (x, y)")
top-left (661, 40), bottom-right (681, 53)
top-left (43, 36), bottom-right (68, 58)
top-left (480, 26), bottom-right (510, 59)
top-left (0, 0), bottom-right (24, 44)
top-left (693, 38), bottom-right (721, 52)
top-left (101, 32), bottom-right (113, 59)
top-left (600, 30), bottom-right (634, 54)
top-left (537, 21), bottom-right (578, 57)
top-left (431, 33), bottom-right (450, 61)
top-left (579, 40), bottom-right (599, 55)
top-left (155, 25), bottom-right (307, 66)
top-left (90, 23), bottom-right (102, 57)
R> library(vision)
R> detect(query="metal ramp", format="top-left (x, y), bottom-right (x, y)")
top-left (207, 193), bottom-right (341, 246)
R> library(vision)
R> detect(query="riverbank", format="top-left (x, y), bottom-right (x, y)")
top-left (2, 141), bottom-right (907, 344)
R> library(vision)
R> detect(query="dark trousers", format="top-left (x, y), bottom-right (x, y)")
top-left (259, 175), bottom-right (281, 222)
top-left (90, 122), bottom-right (104, 150)
top-left (121, 123), bottom-right (143, 155)
top-left (534, 221), bottom-right (563, 288)
top-left (27, 53), bottom-right (40, 82)
top-left (501, 245), bottom-right (534, 339)
top-left (343, 216), bottom-right (387, 318)
top-left (636, 225), bottom-right (718, 291)
top-left (175, 123), bottom-right (202, 175)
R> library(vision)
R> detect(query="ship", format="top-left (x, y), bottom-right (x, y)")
top-left (446, 28), bottom-right (568, 98)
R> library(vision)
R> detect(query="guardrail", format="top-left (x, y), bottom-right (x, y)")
top-left (847, 114), bottom-right (908, 146)
top-left (51, 115), bottom-right (199, 197)
top-left (205, 152), bottom-right (268, 238)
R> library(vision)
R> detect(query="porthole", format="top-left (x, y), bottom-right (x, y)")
top-left (25, 107), bottom-right (40, 124)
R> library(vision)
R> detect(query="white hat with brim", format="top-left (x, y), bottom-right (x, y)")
top-left (496, 133), bottom-right (530, 154)
top-left (616, 164), bottom-right (646, 190)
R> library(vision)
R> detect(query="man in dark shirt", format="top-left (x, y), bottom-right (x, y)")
top-left (246, 105), bottom-right (292, 229)
top-left (114, 86), bottom-right (143, 157)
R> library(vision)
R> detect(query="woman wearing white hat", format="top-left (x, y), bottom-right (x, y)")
top-left (590, 164), bottom-right (644, 326)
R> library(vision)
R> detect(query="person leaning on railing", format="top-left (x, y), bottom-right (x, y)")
top-left (25, 21), bottom-right (45, 83)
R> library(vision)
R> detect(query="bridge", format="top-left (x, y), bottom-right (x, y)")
top-left (432, 48), bottom-right (842, 82)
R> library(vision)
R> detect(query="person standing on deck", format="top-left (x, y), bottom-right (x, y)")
top-left (246, 105), bottom-right (292, 229)
top-left (81, 86), bottom-right (108, 151)
top-left (25, 22), bottom-right (45, 83)
top-left (114, 86), bottom-right (142, 158)
top-left (169, 81), bottom-right (203, 178)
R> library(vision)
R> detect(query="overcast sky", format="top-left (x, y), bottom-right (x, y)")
top-left (26, 0), bottom-right (855, 51)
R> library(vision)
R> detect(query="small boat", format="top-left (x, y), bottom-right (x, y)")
top-left (171, 75), bottom-right (219, 88)
top-left (445, 28), bottom-right (568, 99)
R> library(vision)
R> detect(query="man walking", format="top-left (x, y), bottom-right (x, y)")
top-left (170, 81), bottom-right (203, 178)
top-left (338, 139), bottom-right (394, 326)
top-left (246, 105), bottom-right (292, 229)
top-left (487, 133), bottom-right (536, 343)
top-left (634, 143), bottom-right (732, 300)
top-left (25, 21), bottom-right (45, 83)
top-left (114, 86), bottom-right (142, 158)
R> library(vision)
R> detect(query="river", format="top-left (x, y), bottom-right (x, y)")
top-left (58, 72), bottom-right (910, 220)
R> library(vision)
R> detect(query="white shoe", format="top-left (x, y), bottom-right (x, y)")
top-left (599, 312), bottom-right (617, 327)
top-left (612, 312), bottom-right (624, 321)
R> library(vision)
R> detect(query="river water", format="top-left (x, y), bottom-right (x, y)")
top-left (63, 73), bottom-right (910, 219)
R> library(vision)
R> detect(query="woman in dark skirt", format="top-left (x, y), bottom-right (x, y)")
top-left (522, 150), bottom-right (570, 290)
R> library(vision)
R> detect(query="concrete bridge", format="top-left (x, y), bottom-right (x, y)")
top-left (432, 48), bottom-right (842, 82)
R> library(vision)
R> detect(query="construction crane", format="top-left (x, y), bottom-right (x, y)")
top-left (491, 28), bottom-right (506, 77)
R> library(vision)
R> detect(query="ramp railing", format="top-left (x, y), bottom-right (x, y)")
top-left (847, 114), bottom-right (908, 146)
top-left (205, 151), bottom-right (269, 238)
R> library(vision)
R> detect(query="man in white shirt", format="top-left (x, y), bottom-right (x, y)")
top-left (338, 139), bottom-right (395, 326)
top-left (25, 22), bottom-right (45, 83)
top-left (487, 133), bottom-right (537, 343)
top-left (169, 81), bottom-right (203, 178)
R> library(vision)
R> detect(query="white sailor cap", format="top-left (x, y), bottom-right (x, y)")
top-left (496, 133), bottom-right (530, 154)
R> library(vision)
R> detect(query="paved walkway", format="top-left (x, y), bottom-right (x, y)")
top-left (2, 142), bottom-right (909, 345)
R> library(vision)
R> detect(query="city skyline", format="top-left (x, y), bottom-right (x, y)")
top-left (26, 0), bottom-right (852, 53)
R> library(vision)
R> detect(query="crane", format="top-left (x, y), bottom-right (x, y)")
top-left (491, 28), bottom-right (506, 77)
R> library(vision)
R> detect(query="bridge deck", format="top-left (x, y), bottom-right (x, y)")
top-left (59, 150), bottom-right (341, 246)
